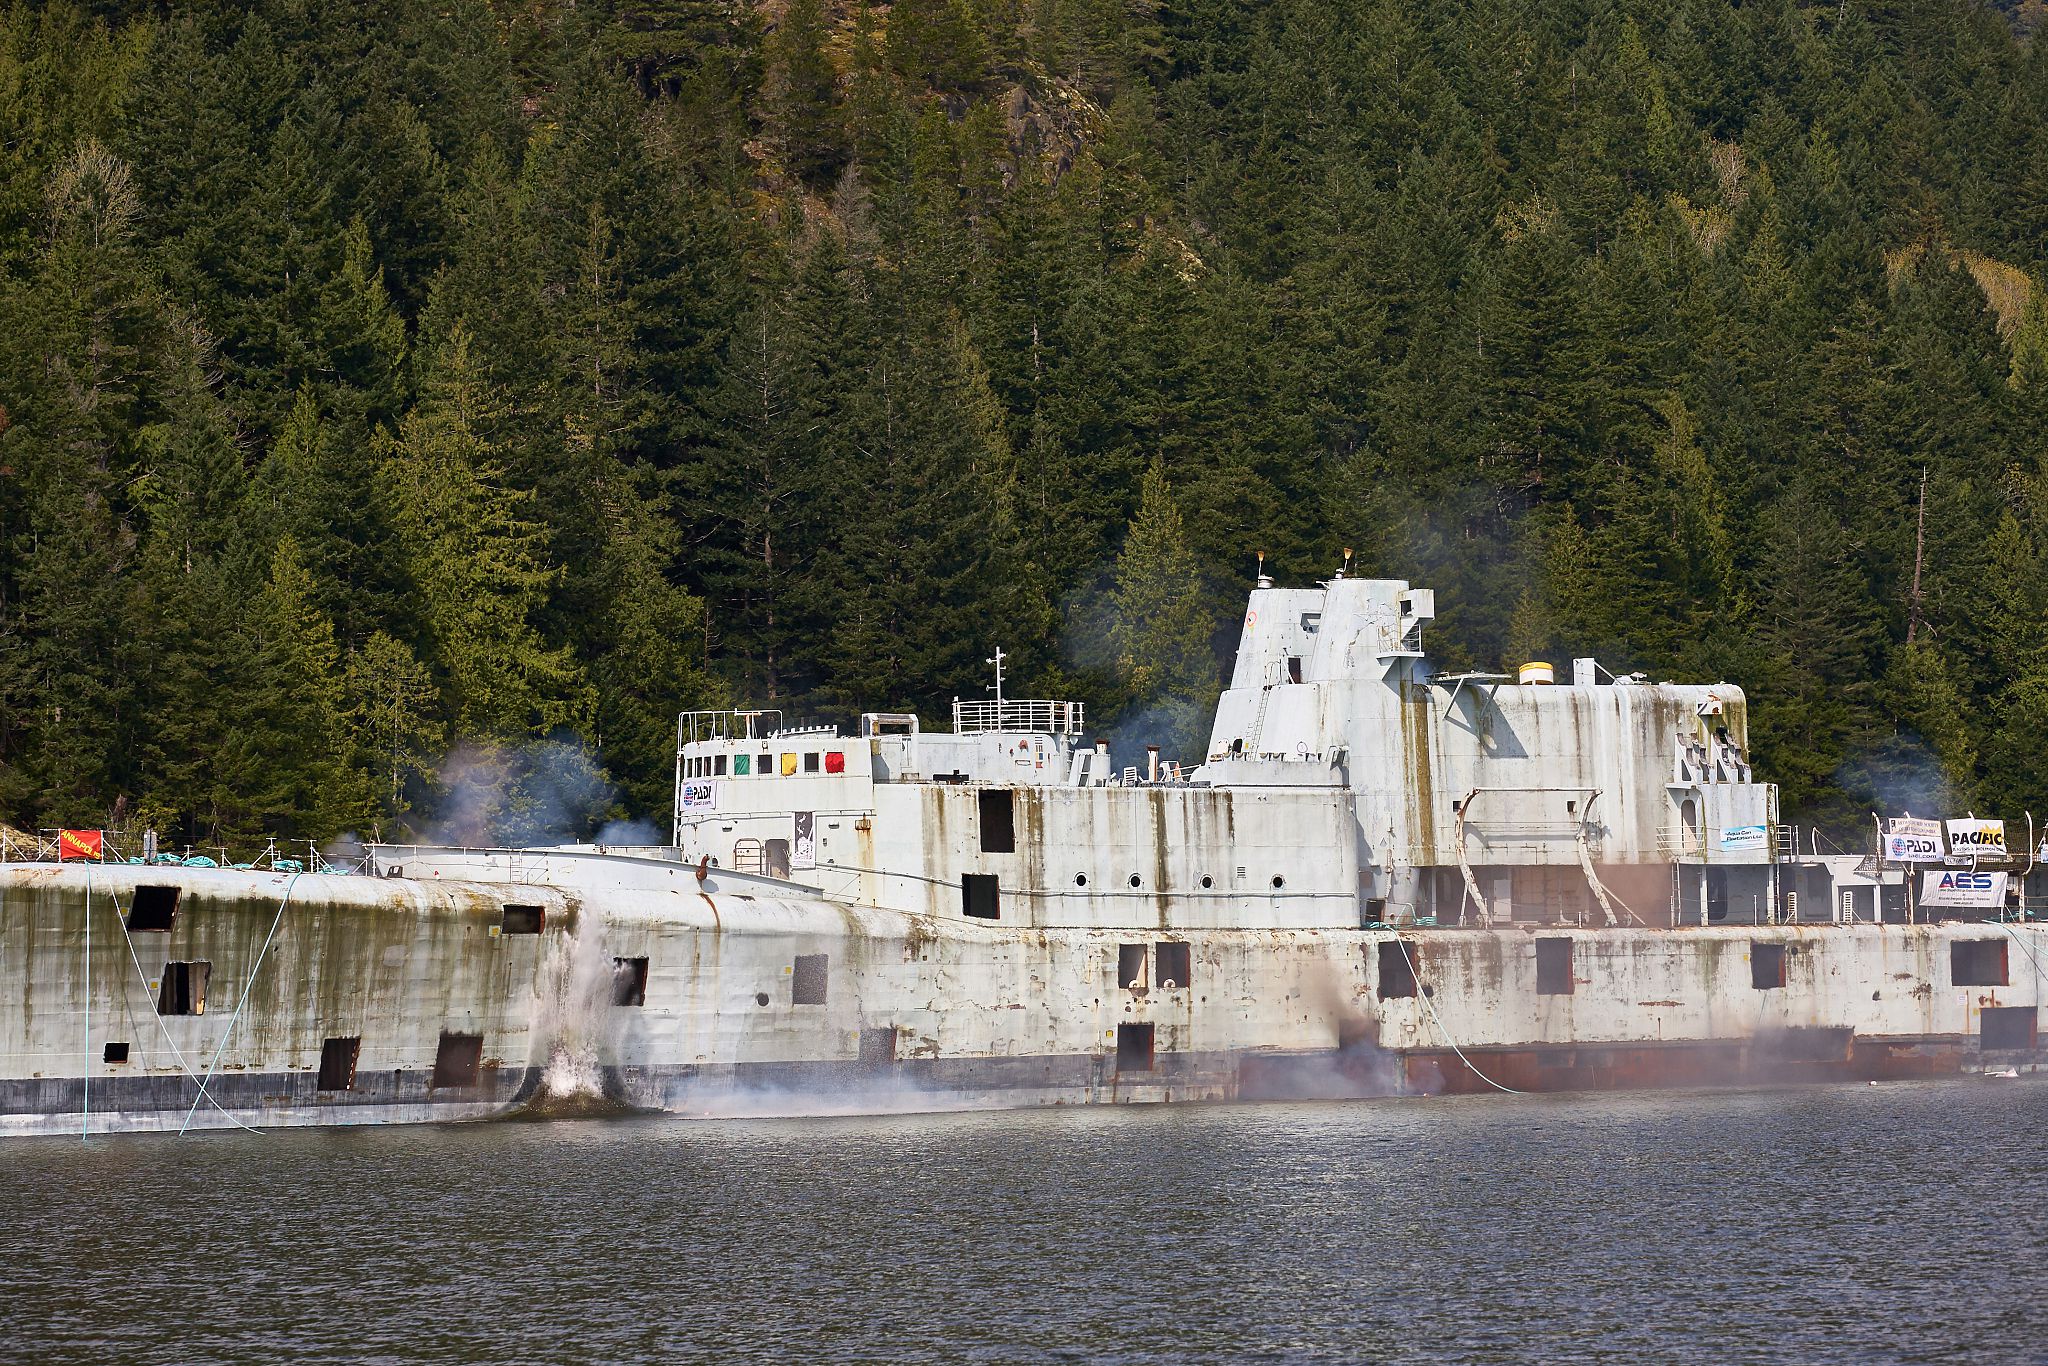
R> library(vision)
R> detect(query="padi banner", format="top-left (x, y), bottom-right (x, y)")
top-left (1943, 818), bottom-right (2006, 858)
top-left (792, 811), bottom-right (815, 869)
top-left (679, 780), bottom-right (717, 812)
top-left (1920, 868), bottom-right (2007, 909)
top-left (1883, 817), bottom-right (1944, 863)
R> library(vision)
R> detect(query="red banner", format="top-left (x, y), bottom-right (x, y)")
top-left (57, 829), bottom-right (103, 861)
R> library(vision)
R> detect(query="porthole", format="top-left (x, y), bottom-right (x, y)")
top-left (1271, 874), bottom-right (1286, 889)
top-left (1075, 873), bottom-right (1089, 887)
top-left (754, 991), bottom-right (770, 1007)
top-left (1128, 873), bottom-right (1142, 889)
top-left (1200, 875), bottom-right (1214, 890)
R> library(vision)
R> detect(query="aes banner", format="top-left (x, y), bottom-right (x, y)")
top-left (1920, 869), bottom-right (2007, 909)
top-left (1883, 817), bottom-right (1943, 863)
top-left (1943, 818), bottom-right (2006, 858)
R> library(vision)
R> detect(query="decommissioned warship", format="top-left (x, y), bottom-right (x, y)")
top-left (3, 570), bottom-right (2042, 1135)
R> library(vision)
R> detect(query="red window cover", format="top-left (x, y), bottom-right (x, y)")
top-left (825, 751), bottom-right (845, 774)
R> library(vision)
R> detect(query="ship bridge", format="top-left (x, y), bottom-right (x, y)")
top-left (1194, 572), bottom-right (1780, 928)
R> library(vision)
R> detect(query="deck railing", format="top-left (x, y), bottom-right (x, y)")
top-left (951, 698), bottom-right (1086, 735)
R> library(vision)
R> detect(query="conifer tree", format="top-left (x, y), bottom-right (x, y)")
top-left (1108, 461), bottom-right (1215, 758)
top-left (379, 323), bottom-right (590, 739)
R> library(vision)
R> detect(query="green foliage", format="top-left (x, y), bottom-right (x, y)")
top-left (2, 0), bottom-right (2048, 850)
top-left (1107, 461), bottom-right (1214, 757)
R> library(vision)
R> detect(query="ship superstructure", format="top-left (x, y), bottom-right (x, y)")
top-left (670, 574), bottom-right (1776, 934)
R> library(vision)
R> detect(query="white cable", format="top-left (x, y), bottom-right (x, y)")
top-left (108, 887), bottom-right (264, 1135)
top-left (181, 872), bottom-right (302, 1135)
top-left (1395, 937), bottom-right (1523, 1096)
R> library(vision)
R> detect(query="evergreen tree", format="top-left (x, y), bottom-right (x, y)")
top-left (379, 323), bottom-right (590, 739)
top-left (1107, 462), bottom-right (1216, 759)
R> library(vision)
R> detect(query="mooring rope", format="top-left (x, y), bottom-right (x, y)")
top-left (180, 871), bottom-right (302, 1136)
top-left (103, 886), bottom-right (265, 1135)
top-left (81, 861), bottom-right (91, 1139)
top-left (1394, 937), bottom-right (1524, 1096)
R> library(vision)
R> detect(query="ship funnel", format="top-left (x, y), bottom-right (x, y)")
top-left (1255, 550), bottom-right (1272, 589)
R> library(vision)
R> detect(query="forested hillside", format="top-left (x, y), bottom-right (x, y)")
top-left (3, 0), bottom-right (2047, 847)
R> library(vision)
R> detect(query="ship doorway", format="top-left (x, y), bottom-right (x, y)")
top-left (1679, 796), bottom-right (1701, 853)
top-left (764, 838), bottom-right (791, 879)
top-left (1116, 1023), bottom-right (1155, 1072)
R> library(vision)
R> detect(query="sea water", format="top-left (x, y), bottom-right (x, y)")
top-left (3, 1077), bottom-right (2044, 1362)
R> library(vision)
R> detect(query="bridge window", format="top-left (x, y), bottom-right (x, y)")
top-left (979, 789), bottom-right (1015, 853)
top-left (714, 754), bottom-right (728, 776)
top-left (758, 752), bottom-right (772, 775)
top-left (126, 885), bottom-right (179, 932)
top-left (1952, 941), bottom-right (2008, 987)
top-left (1536, 938), bottom-right (1573, 995)
top-left (803, 752), bottom-right (821, 774)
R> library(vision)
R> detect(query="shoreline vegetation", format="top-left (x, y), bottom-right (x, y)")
top-left (2, 1), bottom-right (2046, 849)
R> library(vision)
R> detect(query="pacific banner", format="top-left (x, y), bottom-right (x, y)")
top-left (1943, 818), bottom-right (2007, 858)
top-left (56, 829), bottom-right (103, 861)
top-left (1920, 869), bottom-right (2007, 909)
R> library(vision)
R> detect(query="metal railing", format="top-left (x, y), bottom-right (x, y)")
top-left (951, 698), bottom-right (1086, 735)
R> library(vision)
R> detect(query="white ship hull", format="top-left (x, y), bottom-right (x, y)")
top-left (6, 859), bottom-right (2041, 1137)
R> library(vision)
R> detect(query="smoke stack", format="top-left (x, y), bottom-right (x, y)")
top-left (1147, 746), bottom-right (1160, 783)
top-left (1255, 550), bottom-right (1272, 589)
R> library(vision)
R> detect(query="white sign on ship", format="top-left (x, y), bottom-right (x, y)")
top-left (1943, 817), bottom-right (2006, 858)
top-left (1920, 868), bottom-right (2007, 909)
top-left (680, 780), bottom-right (717, 811)
top-left (1718, 824), bottom-right (1768, 851)
top-left (1884, 817), bottom-right (1944, 863)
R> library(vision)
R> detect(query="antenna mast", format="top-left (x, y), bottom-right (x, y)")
top-left (988, 647), bottom-right (1006, 704)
